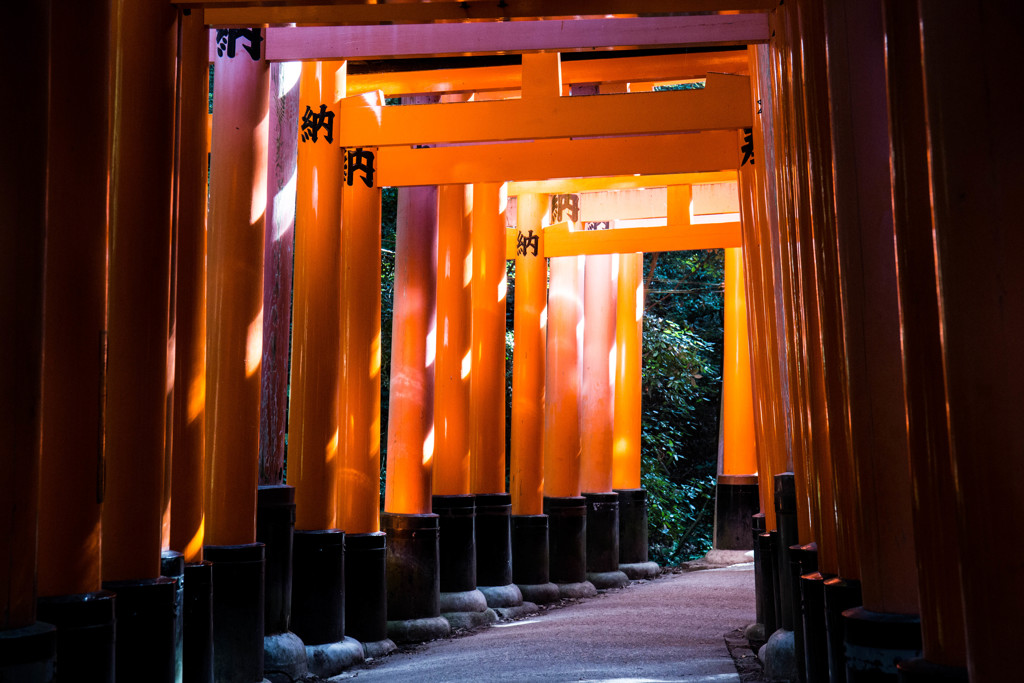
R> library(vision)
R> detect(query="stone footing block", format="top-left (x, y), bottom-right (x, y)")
top-left (386, 616), bottom-right (451, 644)
top-left (305, 636), bottom-right (364, 679)
top-left (493, 602), bottom-right (540, 621)
top-left (263, 631), bottom-right (307, 683)
top-left (478, 584), bottom-right (523, 608)
top-left (586, 570), bottom-right (630, 589)
top-left (442, 608), bottom-right (498, 631)
top-left (517, 582), bottom-right (561, 604)
top-left (556, 581), bottom-right (597, 599)
top-left (619, 562), bottom-right (661, 580)
top-left (759, 628), bottom-right (797, 683)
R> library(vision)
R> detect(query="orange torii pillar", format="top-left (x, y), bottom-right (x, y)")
top-left (205, 26), bottom-right (271, 683)
top-left (613, 252), bottom-right (659, 578)
top-left (432, 183), bottom-right (495, 627)
top-left (509, 194), bottom-right (560, 604)
top-left (168, 10), bottom-right (215, 683)
top-left (337, 124), bottom-right (390, 650)
top-left (99, 3), bottom-right (180, 681)
top-left (580, 246), bottom-right (630, 590)
top-left (381, 149), bottom-right (450, 642)
top-left (712, 247), bottom-right (760, 551)
top-left (0, 4), bottom-right (55, 680)
top-left (470, 183), bottom-right (519, 607)
top-left (33, 2), bottom-right (114, 679)
top-left (544, 244), bottom-right (596, 599)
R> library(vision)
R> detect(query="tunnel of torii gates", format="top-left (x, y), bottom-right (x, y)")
top-left (2, 3), bottom-right (1021, 683)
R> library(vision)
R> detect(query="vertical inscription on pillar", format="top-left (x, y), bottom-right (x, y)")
top-left (550, 194), bottom-right (580, 223)
top-left (214, 28), bottom-right (264, 60)
top-left (300, 104), bottom-right (335, 144)
top-left (344, 148), bottom-right (376, 188)
top-left (517, 229), bottom-right (540, 257)
top-left (741, 127), bottom-right (755, 166)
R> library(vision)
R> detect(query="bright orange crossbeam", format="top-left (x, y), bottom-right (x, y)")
top-left (504, 221), bottom-right (741, 259)
top-left (507, 172), bottom-right (738, 196)
top-left (336, 73), bottom-right (750, 148)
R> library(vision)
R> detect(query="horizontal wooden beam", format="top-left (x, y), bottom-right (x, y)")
top-left (375, 132), bottom-right (741, 186)
top-left (345, 51), bottom-right (748, 98)
top-left (204, 1), bottom-right (775, 29)
top-left (503, 220), bottom-right (741, 258)
top-left (507, 171), bottom-right (738, 195)
top-left (265, 15), bottom-right (769, 61)
top-left (337, 73), bottom-right (750, 147)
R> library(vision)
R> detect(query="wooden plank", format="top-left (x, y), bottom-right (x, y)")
top-left (337, 72), bottom-right (751, 147)
top-left (203, 1), bottom-right (776, 28)
top-left (374, 132), bottom-right (741, 186)
top-left (543, 221), bottom-right (742, 256)
top-left (265, 15), bottom-right (769, 61)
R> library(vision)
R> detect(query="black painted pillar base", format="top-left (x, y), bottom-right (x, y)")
top-left (344, 532), bottom-right (390, 649)
top-left (475, 493), bottom-right (513, 590)
top-left (789, 543), bottom-right (817, 683)
top-left (774, 473), bottom-right (798, 632)
top-left (545, 496), bottom-right (596, 598)
top-left (0, 621), bottom-right (56, 683)
top-left (102, 576), bottom-right (178, 682)
top-left (204, 543), bottom-right (268, 683)
top-left (759, 532), bottom-right (779, 637)
top-left (584, 492), bottom-right (629, 589)
top-left (825, 576), bottom-right (862, 683)
top-left (382, 512), bottom-right (450, 643)
top-left (160, 550), bottom-right (185, 682)
top-left (897, 657), bottom-right (968, 682)
top-left (433, 495), bottom-right (477, 593)
top-left (36, 590), bottom-right (114, 681)
top-left (183, 561), bottom-right (214, 683)
top-left (843, 606), bottom-right (922, 682)
top-left (800, 570), bottom-right (830, 683)
top-left (615, 488), bottom-right (660, 579)
top-left (746, 513), bottom-right (768, 642)
top-left (511, 514), bottom-right (560, 604)
top-left (712, 474), bottom-right (760, 550)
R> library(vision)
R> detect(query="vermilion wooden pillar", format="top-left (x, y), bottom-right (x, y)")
top-left (205, 25), bottom-right (271, 683)
top-left (579, 252), bottom-right (616, 496)
top-left (0, 2), bottom-right (56, 679)
top-left (544, 255), bottom-right (582, 500)
top-left (611, 253), bottom-right (642, 494)
top-left (882, 2), bottom-right (967, 678)
top-left (914, 3), bottom-right (1023, 681)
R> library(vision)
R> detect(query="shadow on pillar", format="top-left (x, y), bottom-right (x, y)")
top-left (160, 550), bottom-right (185, 682)
top-left (615, 489), bottom-right (660, 579)
top-left (102, 575), bottom-right (178, 682)
top-left (433, 495), bottom-right (497, 631)
top-left (476, 493), bottom-right (534, 618)
top-left (291, 530), bottom-right (363, 678)
top-left (584, 492), bottom-right (629, 589)
top-left (713, 475), bottom-right (760, 550)
top-left (544, 496), bottom-right (596, 599)
top-left (511, 514), bottom-right (560, 604)
top-left (182, 561), bottom-right (213, 683)
top-left (36, 590), bottom-right (114, 681)
top-left (344, 532), bottom-right (395, 658)
top-left (204, 543), bottom-right (269, 683)
top-left (843, 607), bottom-right (921, 682)
top-left (382, 512), bottom-right (450, 643)
top-left (256, 485), bottom-right (308, 682)
top-left (824, 576), bottom-right (862, 683)
top-left (0, 622), bottom-right (56, 682)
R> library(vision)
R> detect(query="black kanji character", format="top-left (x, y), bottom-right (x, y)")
top-left (741, 127), bottom-right (755, 166)
top-left (215, 28), bottom-right (263, 61)
top-left (550, 194), bottom-right (580, 223)
top-left (345, 148), bottom-right (376, 188)
top-left (516, 229), bottom-right (540, 257)
top-left (300, 104), bottom-right (335, 144)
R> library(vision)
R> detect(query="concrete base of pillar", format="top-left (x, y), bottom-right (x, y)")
top-left (824, 576), bottom-right (862, 683)
top-left (36, 589), bottom-right (115, 681)
top-left (545, 496), bottom-right (587, 585)
top-left (801, 571), bottom-right (830, 683)
top-left (897, 657), bottom-right (968, 682)
top-left (304, 636), bottom-right (364, 678)
top-left (291, 530), bottom-right (346, 646)
top-left (182, 561), bottom-right (214, 683)
top-left (475, 493), bottom-right (513, 588)
top-left (0, 622), bottom-right (56, 683)
top-left (442, 608), bottom-right (498, 631)
top-left (615, 488), bottom-right (649, 565)
top-left (263, 632), bottom-right (308, 683)
top-left (360, 639), bottom-right (397, 660)
top-left (439, 588), bottom-right (488, 613)
top-left (102, 575), bottom-right (178, 682)
top-left (345, 532), bottom-right (388, 644)
top-left (493, 602), bottom-right (540, 620)
top-left (204, 543), bottom-right (267, 683)
top-left (759, 628), bottom-right (797, 683)
top-left (619, 561), bottom-right (661, 580)
top-left (386, 617), bottom-right (451, 644)
top-left (843, 606), bottom-right (922, 682)
top-left (712, 475), bottom-right (759, 550)
top-left (517, 583), bottom-right (562, 604)
top-left (478, 583), bottom-right (523, 608)
top-left (585, 570), bottom-right (630, 589)
top-left (744, 622), bottom-right (767, 643)
top-left (382, 513), bottom-right (441, 623)
top-left (556, 581), bottom-right (598, 599)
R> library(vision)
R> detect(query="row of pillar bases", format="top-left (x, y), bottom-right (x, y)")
top-left (749, 474), bottom-right (959, 683)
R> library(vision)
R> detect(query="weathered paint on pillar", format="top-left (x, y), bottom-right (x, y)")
top-left (544, 255), bottom-right (582, 499)
top-left (917, 3), bottom-right (1023, 678)
top-left (580, 252), bottom-right (617, 494)
top-left (510, 193), bottom-right (547, 516)
top-left (102, 0), bottom-right (178, 583)
top-left (384, 183), bottom-right (439, 515)
top-left (37, 0), bottom-right (111, 597)
top-left (0, 0), bottom-right (50, 628)
top-left (169, 8), bottom-right (210, 565)
top-left (205, 27), bottom-right (270, 547)
top-left (289, 60), bottom-right (345, 531)
top-left (337, 130), bottom-right (383, 534)
top-left (470, 182), bottom-right (508, 494)
top-left (259, 60), bottom-right (301, 486)
top-left (722, 248), bottom-right (757, 477)
top-left (434, 184), bottom-right (473, 496)
top-left (612, 253), bottom-right (643, 492)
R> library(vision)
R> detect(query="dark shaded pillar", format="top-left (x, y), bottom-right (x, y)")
top-left (205, 544), bottom-right (267, 683)
top-left (512, 515), bottom-right (560, 604)
top-left (584, 493), bottom-right (629, 589)
top-left (382, 513), bottom-right (449, 643)
top-left (615, 489), bottom-right (659, 579)
top-left (544, 497), bottom-right (596, 599)
top-left (713, 475), bottom-right (760, 550)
